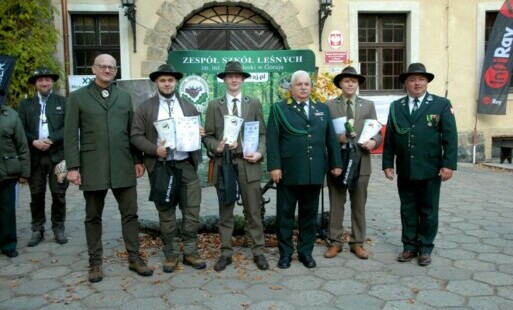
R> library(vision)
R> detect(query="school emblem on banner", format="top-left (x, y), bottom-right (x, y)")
top-left (179, 75), bottom-right (209, 113)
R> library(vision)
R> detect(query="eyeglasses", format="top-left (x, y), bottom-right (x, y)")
top-left (95, 64), bottom-right (118, 72)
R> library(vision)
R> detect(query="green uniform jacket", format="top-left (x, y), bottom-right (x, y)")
top-left (327, 95), bottom-right (382, 176)
top-left (130, 95), bottom-right (201, 173)
top-left (18, 93), bottom-right (67, 167)
top-left (203, 95), bottom-right (266, 184)
top-left (382, 93), bottom-right (458, 180)
top-left (0, 105), bottom-right (30, 182)
top-left (266, 100), bottom-right (342, 185)
top-left (64, 82), bottom-right (142, 191)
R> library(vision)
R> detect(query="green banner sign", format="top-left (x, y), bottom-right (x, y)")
top-left (168, 50), bottom-right (316, 73)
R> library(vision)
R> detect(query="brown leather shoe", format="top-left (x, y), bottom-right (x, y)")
top-left (183, 255), bottom-right (207, 270)
top-left (350, 245), bottom-right (369, 260)
top-left (418, 253), bottom-right (432, 266)
top-left (163, 257), bottom-right (180, 273)
top-left (397, 251), bottom-right (418, 262)
top-left (88, 265), bottom-right (104, 283)
top-left (129, 257), bottom-right (153, 276)
top-left (324, 245), bottom-right (342, 258)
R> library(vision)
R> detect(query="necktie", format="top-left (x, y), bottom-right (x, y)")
top-left (165, 98), bottom-right (173, 117)
top-left (412, 98), bottom-right (420, 116)
top-left (40, 97), bottom-right (49, 139)
top-left (299, 102), bottom-right (307, 118)
top-left (232, 98), bottom-right (239, 117)
top-left (346, 100), bottom-right (354, 119)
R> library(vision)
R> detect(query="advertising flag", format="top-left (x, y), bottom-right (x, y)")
top-left (0, 55), bottom-right (16, 106)
top-left (478, 0), bottom-right (513, 115)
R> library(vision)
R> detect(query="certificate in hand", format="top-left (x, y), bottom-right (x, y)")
top-left (357, 119), bottom-right (382, 144)
top-left (175, 116), bottom-right (201, 152)
top-left (153, 118), bottom-right (176, 149)
top-left (223, 115), bottom-right (244, 145)
top-left (242, 121), bottom-right (259, 156)
top-left (332, 117), bottom-right (347, 135)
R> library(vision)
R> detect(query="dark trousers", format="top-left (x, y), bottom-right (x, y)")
top-left (0, 179), bottom-right (18, 252)
top-left (397, 176), bottom-right (441, 254)
top-left (83, 186), bottom-right (140, 266)
top-left (29, 153), bottom-right (68, 233)
top-left (276, 184), bottom-right (321, 258)
top-left (152, 160), bottom-right (201, 259)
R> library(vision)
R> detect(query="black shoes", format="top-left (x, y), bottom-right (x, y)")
top-left (2, 249), bottom-right (18, 258)
top-left (214, 255), bottom-right (232, 272)
top-left (27, 231), bottom-right (44, 247)
top-left (277, 256), bottom-right (292, 269)
top-left (298, 254), bottom-right (316, 268)
top-left (54, 231), bottom-right (68, 245)
top-left (253, 254), bottom-right (269, 270)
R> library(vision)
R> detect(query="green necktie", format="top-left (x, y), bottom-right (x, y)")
top-left (346, 100), bottom-right (354, 119)
top-left (411, 98), bottom-right (420, 116)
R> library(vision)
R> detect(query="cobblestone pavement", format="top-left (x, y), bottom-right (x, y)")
top-left (1, 157), bottom-right (513, 309)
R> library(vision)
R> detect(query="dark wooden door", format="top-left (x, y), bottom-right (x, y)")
top-left (171, 25), bottom-right (285, 50)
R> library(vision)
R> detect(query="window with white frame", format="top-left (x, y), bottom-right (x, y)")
top-left (358, 13), bottom-right (406, 92)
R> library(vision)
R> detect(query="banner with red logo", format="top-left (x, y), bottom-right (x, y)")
top-left (478, 0), bottom-right (513, 115)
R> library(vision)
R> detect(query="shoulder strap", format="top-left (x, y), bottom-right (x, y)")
top-left (270, 103), bottom-right (307, 136)
top-left (389, 101), bottom-right (410, 135)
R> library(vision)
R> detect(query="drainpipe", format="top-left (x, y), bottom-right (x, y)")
top-left (61, 0), bottom-right (70, 95)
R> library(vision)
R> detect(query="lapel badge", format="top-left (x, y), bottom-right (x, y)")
top-left (56, 106), bottom-right (62, 110)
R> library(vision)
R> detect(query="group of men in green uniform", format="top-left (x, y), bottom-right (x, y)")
top-left (0, 55), bottom-right (457, 283)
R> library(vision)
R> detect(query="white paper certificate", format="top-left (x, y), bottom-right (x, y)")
top-left (358, 119), bottom-right (382, 144)
top-left (175, 116), bottom-right (201, 152)
top-left (242, 121), bottom-right (259, 156)
top-left (332, 117), bottom-right (347, 135)
top-left (223, 115), bottom-right (244, 145)
top-left (153, 118), bottom-right (176, 149)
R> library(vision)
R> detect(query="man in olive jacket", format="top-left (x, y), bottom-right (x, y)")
top-left (382, 63), bottom-right (458, 266)
top-left (203, 61), bottom-right (269, 272)
top-left (18, 67), bottom-right (69, 246)
top-left (64, 54), bottom-right (152, 283)
top-left (325, 66), bottom-right (382, 260)
top-left (267, 70), bottom-right (342, 269)
top-left (131, 64), bottom-right (206, 272)
top-left (0, 89), bottom-right (30, 258)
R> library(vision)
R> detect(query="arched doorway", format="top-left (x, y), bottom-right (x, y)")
top-left (169, 5), bottom-right (285, 51)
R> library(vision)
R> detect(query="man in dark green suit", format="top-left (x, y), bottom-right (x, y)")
top-left (382, 63), bottom-right (458, 266)
top-left (64, 54), bottom-right (152, 282)
top-left (267, 70), bottom-right (343, 269)
top-left (18, 67), bottom-right (69, 246)
top-left (203, 61), bottom-right (269, 272)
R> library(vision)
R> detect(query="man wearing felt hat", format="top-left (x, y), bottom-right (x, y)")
top-left (18, 67), bottom-right (69, 247)
top-left (324, 66), bottom-right (382, 260)
top-left (131, 63), bottom-right (207, 272)
top-left (203, 61), bottom-right (269, 272)
top-left (382, 62), bottom-right (458, 266)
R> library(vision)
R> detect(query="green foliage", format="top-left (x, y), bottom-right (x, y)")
top-left (0, 0), bottom-right (61, 108)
